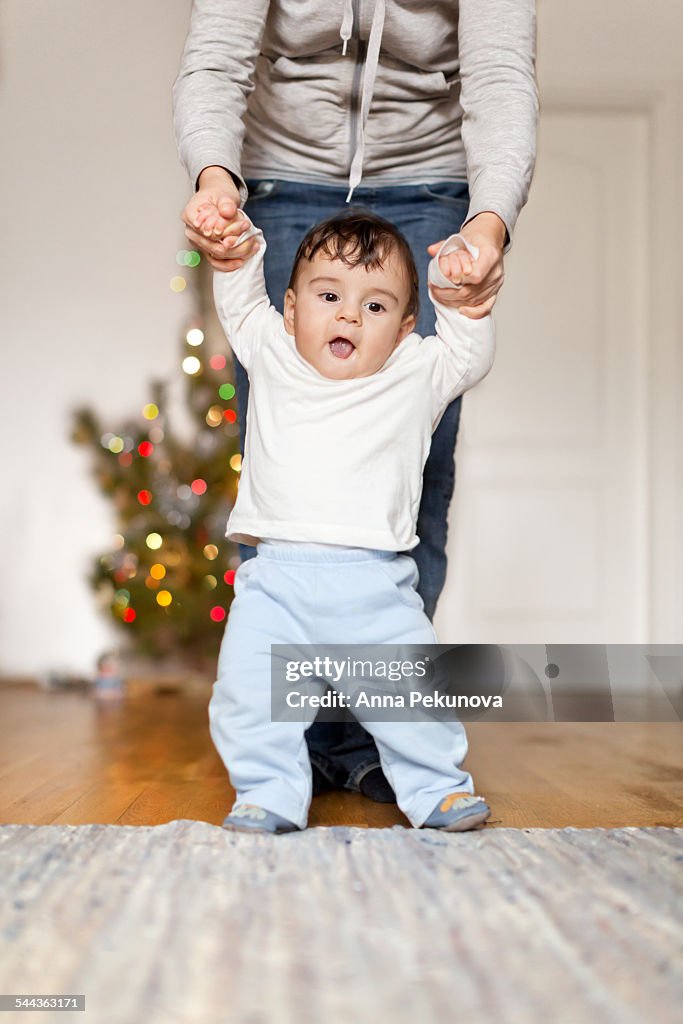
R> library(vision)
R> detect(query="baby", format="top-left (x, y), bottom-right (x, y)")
top-left (209, 208), bottom-right (495, 834)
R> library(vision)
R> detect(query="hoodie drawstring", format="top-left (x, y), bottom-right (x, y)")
top-left (340, 0), bottom-right (354, 57)
top-left (339, 0), bottom-right (386, 203)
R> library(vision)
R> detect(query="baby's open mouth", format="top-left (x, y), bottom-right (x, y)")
top-left (329, 337), bottom-right (356, 359)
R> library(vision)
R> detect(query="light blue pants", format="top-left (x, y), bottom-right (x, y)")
top-left (208, 543), bottom-right (473, 828)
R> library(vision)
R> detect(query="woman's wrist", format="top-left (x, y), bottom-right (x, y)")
top-left (464, 211), bottom-right (508, 251)
top-left (198, 165), bottom-right (237, 191)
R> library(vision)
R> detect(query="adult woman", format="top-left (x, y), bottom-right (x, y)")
top-left (173, 0), bottom-right (538, 801)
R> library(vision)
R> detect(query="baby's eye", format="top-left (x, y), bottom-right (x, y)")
top-left (320, 292), bottom-right (339, 302)
top-left (366, 301), bottom-right (385, 313)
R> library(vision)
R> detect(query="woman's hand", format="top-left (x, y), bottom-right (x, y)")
top-left (428, 211), bottom-right (507, 319)
top-left (181, 166), bottom-right (257, 272)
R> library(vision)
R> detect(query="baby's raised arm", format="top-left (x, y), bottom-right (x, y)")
top-left (211, 215), bottom-right (281, 373)
top-left (425, 235), bottom-right (496, 417)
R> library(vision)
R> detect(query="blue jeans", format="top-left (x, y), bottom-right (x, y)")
top-left (233, 178), bottom-right (470, 792)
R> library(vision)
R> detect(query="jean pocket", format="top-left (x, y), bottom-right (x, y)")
top-left (244, 179), bottom-right (280, 203)
top-left (420, 182), bottom-right (470, 209)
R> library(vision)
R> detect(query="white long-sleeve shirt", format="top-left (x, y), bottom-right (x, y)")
top-left (213, 222), bottom-right (495, 551)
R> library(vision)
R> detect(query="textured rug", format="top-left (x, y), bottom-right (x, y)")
top-left (0, 822), bottom-right (681, 1024)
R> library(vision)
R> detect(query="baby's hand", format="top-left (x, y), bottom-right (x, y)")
top-left (427, 242), bottom-right (474, 288)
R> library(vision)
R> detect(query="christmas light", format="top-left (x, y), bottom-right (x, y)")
top-left (138, 441), bottom-right (154, 457)
top-left (143, 404), bottom-right (159, 420)
top-left (122, 608), bottom-right (136, 623)
top-left (206, 406), bottom-right (223, 427)
top-left (176, 250), bottom-right (190, 266)
top-left (177, 485), bottom-right (192, 500)
top-left (224, 570), bottom-right (236, 586)
top-left (191, 479), bottom-right (207, 496)
top-left (170, 276), bottom-right (187, 293)
top-left (186, 328), bottom-right (204, 346)
top-left (203, 544), bottom-right (218, 560)
top-left (146, 533), bottom-right (163, 550)
top-left (137, 490), bottom-right (153, 506)
top-left (113, 589), bottom-right (130, 607)
top-left (210, 355), bottom-right (227, 371)
top-left (229, 454), bottom-right (242, 473)
top-left (112, 534), bottom-right (125, 550)
top-left (108, 436), bottom-right (124, 454)
top-left (150, 563), bottom-right (166, 580)
top-left (204, 575), bottom-right (218, 590)
top-left (145, 576), bottom-right (160, 590)
top-left (157, 590), bottom-right (173, 607)
top-left (219, 383), bottom-right (236, 400)
top-left (149, 426), bottom-right (164, 442)
top-left (224, 409), bottom-right (237, 424)
top-left (182, 356), bottom-right (201, 375)
top-left (210, 606), bottom-right (227, 622)
top-left (186, 251), bottom-right (201, 268)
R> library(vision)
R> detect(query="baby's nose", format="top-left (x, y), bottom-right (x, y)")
top-left (336, 304), bottom-right (361, 323)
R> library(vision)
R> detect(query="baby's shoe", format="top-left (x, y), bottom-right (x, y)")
top-left (422, 792), bottom-right (491, 832)
top-left (222, 803), bottom-right (300, 834)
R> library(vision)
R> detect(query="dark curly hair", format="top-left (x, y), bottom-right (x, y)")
top-left (287, 209), bottom-right (419, 319)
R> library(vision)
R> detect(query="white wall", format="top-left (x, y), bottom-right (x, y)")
top-left (0, 1), bottom-right (194, 674)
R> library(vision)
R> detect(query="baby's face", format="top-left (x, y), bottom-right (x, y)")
top-left (283, 248), bottom-right (416, 380)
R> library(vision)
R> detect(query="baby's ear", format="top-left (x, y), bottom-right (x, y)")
top-left (397, 313), bottom-right (417, 343)
top-left (283, 288), bottom-right (296, 336)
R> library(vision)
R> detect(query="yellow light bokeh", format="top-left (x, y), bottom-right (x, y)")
top-left (204, 575), bottom-right (218, 590)
top-left (203, 544), bottom-right (219, 561)
top-left (186, 328), bottom-right (204, 346)
top-left (146, 533), bottom-right (163, 550)
top-left (143, 404), bottom-right (159, 420)
top-left (156, 590), bottom-right (172, 607)
top-left (170, 276), bottom-right (187, 293)
top-left (229, 454), bottom-right (242, 473)
top-left (150, 563), bottom-right (166, 580)
top-left (206, 406), bottom-right (223, 427)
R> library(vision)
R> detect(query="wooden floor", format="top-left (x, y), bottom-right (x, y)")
top-left (1, 682), bottom-right (681, 828)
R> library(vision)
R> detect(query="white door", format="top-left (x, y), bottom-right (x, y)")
top-left (435, 109), bottom-right (649, 644)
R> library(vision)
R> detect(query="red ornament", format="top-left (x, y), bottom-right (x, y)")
top-left (191, 478), bottom-right (207, 496)
top-left (210, 355), bottom-right (227, 370)
top-left (137, 490), bottom-right (153, 506)
top-left (210, 606), bottom-right (227, 622)
top-left (123, 608), bottom-right (136, 623)
top-left (224, 570), bottom-right (236, 586)
top-left (138, 441), bottom-right (154, 457)
top-left (224, 409), bottom-right (237, 424)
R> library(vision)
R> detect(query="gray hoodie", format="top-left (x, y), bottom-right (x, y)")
top-left (173, 0), bottom-right (538, 238)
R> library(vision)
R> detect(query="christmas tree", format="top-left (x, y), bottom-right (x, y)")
top-left (71, 248), bottom-right (242, 674)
